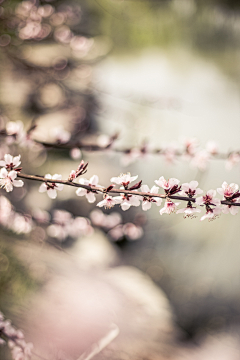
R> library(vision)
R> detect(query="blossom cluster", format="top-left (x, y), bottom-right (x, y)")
top-left (90, 209), bottom-right (143, 241)
top-left (0, 311), bottom-right (33, 360)
top-left (0, 154), bottom-right (240, 223)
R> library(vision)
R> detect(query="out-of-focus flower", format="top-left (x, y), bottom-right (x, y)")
top-left (183, 137), bottom-right (198, 156)
top-left (160, 200), bottom-right (180, 215)
top-left (39, 174), bottom-right (64, 199)
top-left (225, 152), bottom-right (240, 170)
top-left (162, 144), bottom-right (177, 164)
top-left (191, 150), bottom-right (210, 171)
top-left (155, 176), bottom-right (181, 195)
top-left (97, 195), bottom-right (122, 209)
top-left (110, 173), bottom-right (138, 188)
top-left (32, 209), bottom-right (50, 224)
top-left (54, 25), bottom-right (72, 43)
top-left (70, 148), bottom-right (82, 160)
top-left (0, 168), bottom-right (24, 192)
top-left (141, 185), bottom-right (162, 211)
top-left (76, 175), bottom-right (99, 203)
top-left (108, 222), bottom-right (143, 241)
top-left (122, 223), bottom-right (143, 240)
top-left (47, 210), bottom-right (73, 241)
top-left (6, 121), bottom-right (26, 144)
top-left (206, 140), bottom-right (218, 155)
top-left (0, 154), bottom-right (21, 170)
top-left (51, 126), bottom-right (71, 144)
top-left (90, 209), bottom-right (122, 229)
top-left (12, 214), bottom-right (33, 234)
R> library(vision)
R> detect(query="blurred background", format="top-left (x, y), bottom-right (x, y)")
top-left (1, 0), bottom-right (240, 359)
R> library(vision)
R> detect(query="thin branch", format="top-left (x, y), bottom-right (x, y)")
top-left (17, 173), bottom-right (240, 206)
top-left (0, 131), bottom-right (236, 160)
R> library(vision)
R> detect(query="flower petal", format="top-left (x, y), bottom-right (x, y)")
top-left (86, 192), bottom-right (96, 203)
top-left (90, 175), bottom-right (99, 186)
top-left (48, 189), bottom-right (57, 199)
top-left (142, 201), bottom-right (151, 211)
top-left (76, 188), bottom-right (87, 196)
top-left (12, 180), bottom-right (24, 187)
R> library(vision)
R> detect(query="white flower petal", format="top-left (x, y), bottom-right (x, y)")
top-left (4, 154), bottom-right (12, 164)
top-left (141, 184), bottom-right (150, 193)
top-left (12, 180), bottom-right (24, 187)
top-left (48, 189), bottom-right (57, 199)
top-left (56, 184), bottom-right (64, 191)
top-left (86, 192), bottom-right (96, 203)
top-left (110, 177), bottom-right (121, 184)
top-left (230, 206), bottom-right (239, 215)
top-left (121, 202), bottom-right (131, 211)
top-left (142, 201), bottom-right (151, 211)
top-left (0, 168), bottom-right (8, 178)
top-left (150, 185), bottom-right (159, 194)
top-left (13, 155), bottom-right (21, 167)
top-left (90, 175), bottom-right (99, 186)
top-left (52, 174), bottom-right (62, 180)
top-left (196, 196), bottom-right (204, 205)
top-left (76, 188), bottom-right (87, 196)
top-left (39, 183), bottom-right (47, 193)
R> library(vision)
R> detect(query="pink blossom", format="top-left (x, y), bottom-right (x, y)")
top-left (123, 223), bottom-right (143, 240)
top-left (0, 168), bottom-right (24, 192)
top-left (179, 180), bottom-right (203, 197)
top-left (68, 170), bottom-right (77, 181)
top-left (226, 153), bottom-right (240, 170)
top-left (90, 209), bottom-right (122, 228)
top-left (120, 149), bottom-right (141, 166)
top-left (97, 195), bottom-right (121, 209)
top-left (196, 190), bottom-right (221, 221)
top-left (48, 210), bottom-right (73, 240)
top-left (191, 150), bottom-right (210, 171)
top-left (160, 200), bottom-right (180, 215)
top-left (110, 173), bottom-right (138, 188)
top-left (76, 175), bottom-right (99, 203)
top-left (155, 176), bottom-right (180, 195)
top-left (162, 144), bottom-right (177, 164)
top-left (51, 126), bottom-right (71, 144)
top-left (141, 185), bottom-right (162, 211)
top-left (0, 154), bottom-right (21, 170)
top-left (39, 174), bottom-right (64, 199)
top-left (183, 137), bottom-right (198, 156)
top-left (217, 181), bottom-right (239, 199)
top-left (217, 182), bottom-right (240, 215)
top-left (108, 223), bottom-right (143, 241)
top-left (196, 190), bottom-right (221, 207)
top-left (206, 140), bottom-right (218, 155)
top-left (70, 147), bottom-right (82, 160)
top-left (5, 121), bottom-right (26, 144)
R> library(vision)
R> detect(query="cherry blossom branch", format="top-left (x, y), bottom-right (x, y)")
top-left (1, 127), bottom-right (240, 172)
top-left (16, 173), bottom-right (240, 207)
